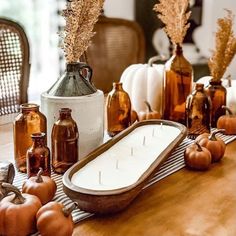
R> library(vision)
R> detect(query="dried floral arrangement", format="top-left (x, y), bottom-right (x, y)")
top-left (61, 0), bottom-right (104, 63)
top-left (153, 0), bottom-right (191, 45)
top-left (208, 10), bottom-right (236, 80)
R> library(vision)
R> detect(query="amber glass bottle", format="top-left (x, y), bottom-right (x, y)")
top-left (51, 108), bottom-right (79, 174)
top-left (164, 44), bottom-right (193, 124)
top-left (26, 132), bottom-right (50, 178)
top-left (106, 82), bottom-right (131, 137)
top-left (206, 79), bottom-right (226, 127)
top-left (13, 103), bottom-right (47, 173)
top-left (186, 83), bottom-right (211, 139)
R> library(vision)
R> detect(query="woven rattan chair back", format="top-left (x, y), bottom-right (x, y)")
top-left (86, 15), bottom-right (145, 94)
top-left (0, 18), bottom-right (30, 116)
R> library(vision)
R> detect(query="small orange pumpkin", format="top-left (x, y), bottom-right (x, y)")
top-left (0, 183), bottom-right (42, 236)
top-left (131, 110), bottom-right (139, 124)
top-left (217, 106), bottom-right (236, 135)
top-left (138, 101), bottom-right (161, 121)
top-left (36, 201), bottom-right (77, 236)
top-left (195, 129), bottom-right (226, 162)
top-left (22, 168), bottom-right (57, 205)
top-left (184, 142), bottom-right (212, 170)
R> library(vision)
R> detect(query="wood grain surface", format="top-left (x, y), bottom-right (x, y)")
top-left (1, 123), bottom-right (236, 236)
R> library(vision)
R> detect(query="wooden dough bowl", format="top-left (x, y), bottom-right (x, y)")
top-left (63, 120), bottom-right (187, 214)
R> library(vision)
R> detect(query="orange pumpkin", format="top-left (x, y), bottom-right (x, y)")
top-left (184, 142), bottom-right (212, 170)
top-left (195, 129), bottom-right (226, 162)
top-left (217, 106), bottom-right (236, 135)
top-left (0, 183), bottom-right (42, 236)
top-left (138, 101), bottom-right (161, 121)
top-left (36, 201), bottom-right (77, 236)
top-left (22, 168), bottom-right (57, 205)
top-left (131, 110), bottom-right (139, 124)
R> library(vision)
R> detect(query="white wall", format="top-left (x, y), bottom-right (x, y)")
top-left (103, 0), bottom-right (134, 20)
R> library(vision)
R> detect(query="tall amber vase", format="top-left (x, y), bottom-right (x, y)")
top-left (26, 132), bottom-right (50, 178)
top-left (186, 83), bottom-right (211, 139)
top-left (51, 108), bottom-right (79, 174)
top-left (164, 44), bottom-right (193, 124)
top-left (205, 79), bottom-right (226, 127)
top-left (106, 82), bottom-right (131, 137)
top-left (13, 104), bottom-right (47, 173)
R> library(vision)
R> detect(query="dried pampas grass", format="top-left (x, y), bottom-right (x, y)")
top-left (61, 0), bottom-right (104, 63)
top-left (153, 0), bottom-right (191, 45)
top-left (209, 10), bottom-right (236, 80)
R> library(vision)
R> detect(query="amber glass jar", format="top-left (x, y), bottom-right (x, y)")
top-left (13, 103), bottom-right (47, 173)
top-left (186, 83), bottom-right (211, 139)
top-left (164, 44), bottom-right (193, 124)
top-left (26, 132), bottom-right (50, 178)
top-left (51, 108), bottom-right (79, 174)
top-left (206, 79), bottom-right (226, 127)
top-left (106, 82), bottom-right (131, 137)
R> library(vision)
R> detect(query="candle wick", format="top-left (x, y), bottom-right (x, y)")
top-left (99, 171), bottom-right (102, 185)
top-left (143, 136), bottom-right (146, 146)
top-left (152, 128), bottom-right (155, 137)
top-left (131, 147), bottom-right (133, 156)
top-left (116, 160), bottom-right (119, 169)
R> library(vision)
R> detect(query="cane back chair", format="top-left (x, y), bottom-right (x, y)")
top-left (86, 15), bottom-right (145, 94)
top-left (0, 18), bottom-right (30, 117)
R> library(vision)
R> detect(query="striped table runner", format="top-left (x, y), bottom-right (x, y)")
top-left (13, 131), bottom-right (236, 223)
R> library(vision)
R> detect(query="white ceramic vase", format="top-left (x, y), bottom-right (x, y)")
top-left (41, 90), bottom-right (104, 159)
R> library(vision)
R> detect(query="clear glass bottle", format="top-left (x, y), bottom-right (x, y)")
top-left (163, 44), bottom-right (193, 124)
top-left (206, 79), bottom-right (226, 127)
top-left (51, 108), bottom-right (79, 174)
top-left (13, 103), bottom-right (47, 173)
top-left (106, 82), bottom-right (131, 137)
top-left (186, 83), bottom-right (211, 139)
top-left (26, 132), bottom-right (50, 178)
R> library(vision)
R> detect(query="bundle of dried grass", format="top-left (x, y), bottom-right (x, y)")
top-left (61, 0), bottom-right (104, 63)
top-left (208, 10), bottom-right (236, 80)
top-left (153, 0), bottom-right (191, 45)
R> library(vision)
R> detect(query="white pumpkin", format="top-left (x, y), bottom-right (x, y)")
top-left (227, 86), bottom-right (236, 114)
top-left (120, 56), bottom-right (165, 115)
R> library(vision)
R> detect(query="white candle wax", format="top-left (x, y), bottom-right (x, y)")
top-left (71, 124), bottom-right (181, 191)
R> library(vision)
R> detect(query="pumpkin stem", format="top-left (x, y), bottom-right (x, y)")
top-left (209, 129), bottom-right (225, 141)
top-left (195, 141), bottom-right (202, 152)
top-left (0, 182), bottom-right (9, 200)
top-left (36, 167), bottom-right (43, 183)
top-left (222, 105), bottom-right (233, 115)
top-left (1, 183), bottom-right (25, 204)
top-left (226, 74), bottom-right (232, 87)
top-left (62, 202), bottom-right (78, 217)
top-left (148, 55), bottom-right (166, 66)
top-left (144, 101), bottom-right (153, 112)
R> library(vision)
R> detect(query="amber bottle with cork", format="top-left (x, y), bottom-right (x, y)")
top-left (186, 83), bottom-right (211, 139)
top-left (163, 44), bottom-right (193, 124)
top-left (26, 132), bottom-right (50, 178)
top-left (51, 108), bottom-right (79, 174)
top-left (13, 103), bottom-right (47, 173)
top-left (205, 79), bottom-right (226, 127)
top-left (106, 82), bottom-right (131, 137)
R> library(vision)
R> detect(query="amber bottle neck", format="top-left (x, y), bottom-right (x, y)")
top-left (20, 103), bottom-right (39, 113)
top-left (113, 82), bottom-right (123, 91)
top-left (173, 44), bottom-right (183, 56)
top-left (31, 133), bottom-right (46, 147)
top-left (209, 79), bottom-right (222, 86)
top-left (59, 108), bottom-right (72, 120)
top-left (195, 83), bottom-right (204, 92)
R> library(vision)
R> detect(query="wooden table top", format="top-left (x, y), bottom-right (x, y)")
top-left (1, 123), bottom-right (236, 236)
